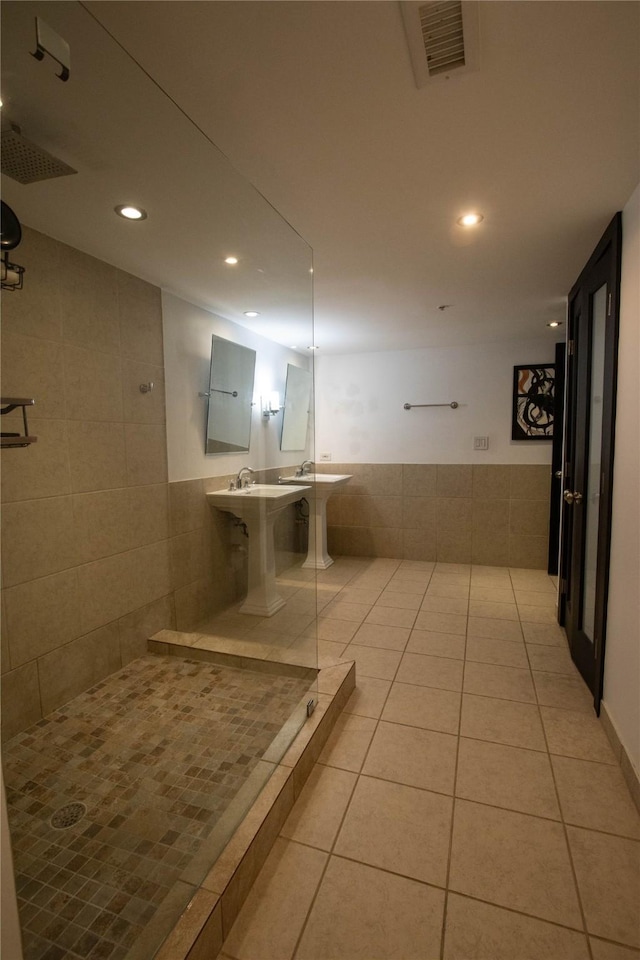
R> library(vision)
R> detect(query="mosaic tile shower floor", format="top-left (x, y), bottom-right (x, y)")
top-left (4, 654), bottom-right (312, 960)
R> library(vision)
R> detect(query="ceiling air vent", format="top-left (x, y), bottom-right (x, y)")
top-left (400, 1), bottom-right (480, 89)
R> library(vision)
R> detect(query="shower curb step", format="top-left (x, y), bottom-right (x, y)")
top-left (151, 652), bottom-right (355, 960)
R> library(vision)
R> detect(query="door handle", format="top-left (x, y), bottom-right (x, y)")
top-left (563, 489), bottom-right (584, 505)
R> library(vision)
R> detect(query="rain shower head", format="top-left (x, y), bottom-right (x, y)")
top-left (1, 123), bottom-right (77, 185)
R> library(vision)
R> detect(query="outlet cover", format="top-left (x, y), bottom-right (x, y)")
top-left (319, 452), bottom-right (332, 461)
top-left (473, 436), bottom-right (489, 451)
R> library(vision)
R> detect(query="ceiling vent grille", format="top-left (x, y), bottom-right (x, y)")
top-left (421, 1), bottom-right (465, 76)
top-left (401, 1), bottom-right (480, 88)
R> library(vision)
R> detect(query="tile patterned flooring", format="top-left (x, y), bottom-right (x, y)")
top-left (218, 558), bottom-right (640, 960)
top-left (4, 655), bottom-right (312, 960)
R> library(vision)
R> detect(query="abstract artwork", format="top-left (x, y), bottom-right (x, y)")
top-left (512, 363), bottom-right (556, 440)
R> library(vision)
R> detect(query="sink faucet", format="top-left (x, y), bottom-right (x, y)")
top-left (236, 466), bottom-right (255, 489)
top-left (296, 460), bottom-right (314, 478)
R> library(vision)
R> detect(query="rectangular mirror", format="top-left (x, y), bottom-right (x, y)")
top-left (280, 363), bottom-right (312, 451)
top-left (206, 335), bottom-right (256, 454)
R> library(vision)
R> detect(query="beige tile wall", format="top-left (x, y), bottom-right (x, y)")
top-left (322, 463), bottom-right (551, 568)
top-left (1, 228), bottom-right (176, 740)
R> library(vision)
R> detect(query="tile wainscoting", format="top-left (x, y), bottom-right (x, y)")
top-left (319, 463), bottom-right (552, 568)
top-left (1, 228), bottom-right (174, 741)
top-left (0, 228), bottom-right (305, 740)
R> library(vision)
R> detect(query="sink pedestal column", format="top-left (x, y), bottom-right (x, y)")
top-left (206, 485), bottom-right (310, 618)
top-left (241, 513), bottom-right (286, 616)
top-left (303, 497), bottom-right (333, 569)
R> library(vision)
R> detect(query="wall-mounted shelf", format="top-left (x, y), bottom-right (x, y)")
top-left (1, 397), bottom-right (37, 447)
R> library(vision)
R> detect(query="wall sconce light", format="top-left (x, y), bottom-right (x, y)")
top-left (262, 392), bottom-right (281, 419)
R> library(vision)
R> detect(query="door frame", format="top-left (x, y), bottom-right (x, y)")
top-left (558, 213), bottom-right (622, 712)
top-left (547, 340), bottom-right (566, 577)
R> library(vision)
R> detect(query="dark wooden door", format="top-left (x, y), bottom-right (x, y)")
top-left (547, 341), bottom-right (565, 576)
top-left (558, 213), bottom-right (622, 711)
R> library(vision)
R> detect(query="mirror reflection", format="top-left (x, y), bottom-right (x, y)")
top-left (206, 335), bottom-right (256, 454)
top-left (280, 364), bottom-right (312, 451)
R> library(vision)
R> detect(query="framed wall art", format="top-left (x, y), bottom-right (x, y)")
top-left (512, 363), bottom-right (556, 440)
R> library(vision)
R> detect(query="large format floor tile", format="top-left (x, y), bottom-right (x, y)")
top-left (465, 635), bottom-right (528, 668)
top-left (222, 838), bottom-right (327, 960)
top-left (589, 939), bottom-right (640, 960)
top-left (350, 621), bottom-right (411, 650)
top-left (449, 799), bottom-right (583, 928)
top-left (218, 560), bottom-right (640, 960)
top-left (455, 737), bottom-right (560, 819)
top-left (568, 827), bottom-right (640, 948)
top-left (444, 893), bottom-right (590, 960)
top-left (541, 706), bottom-right (618, 763)
top-left (362, 720), bottom-right (457, 793)
top-left (334, 775), bottom-right (453, 886)
top-left (463, 660), bottom-right (536, 703)
top-left (296, 857), bottom-right (445, 960)
top-left (339, 643), bottom-right (402, 680)
top-left (414, 610), bottom-right (468, 635)
top-left (317, 713), bottom-right (377, 772)
top-left (396, 651), bottom-right (464, 691)
top-left (381, 681), bottom-right (461, 734)
top-left (468, 599), bottom-right (520, 621)
top-left (532, 670), bottom-right (593, 712)
top-left (460, 693), bottom-right (547, 751)
top-left (406, 628), bottom-right (466, 659)
top-left (281, 765), bottom-right (357, 851)
top-left (552, 755), bottom-right (640, 838)
top-left (342, 675), bottom-right (391, 719)
top-left (467, 616), bottom-right (523, 641)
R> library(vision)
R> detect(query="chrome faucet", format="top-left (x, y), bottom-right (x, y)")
top-left (296, 459), bottom-right (314, 478)
top-left (236, 466), bottom-right (255, 489)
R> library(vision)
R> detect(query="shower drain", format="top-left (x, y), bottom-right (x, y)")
top-left (50, 802), bottom-right (87, 830)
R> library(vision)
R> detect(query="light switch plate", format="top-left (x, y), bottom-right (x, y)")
top-left (473, 436), bottom-right (489, 450)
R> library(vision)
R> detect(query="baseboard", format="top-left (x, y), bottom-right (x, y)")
top-left (600, 700), bottom-right (640, 814)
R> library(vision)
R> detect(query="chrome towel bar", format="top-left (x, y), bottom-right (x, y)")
top-left (403, 401), bottom-right (459, 410)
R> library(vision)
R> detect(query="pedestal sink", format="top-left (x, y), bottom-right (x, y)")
top-left (207, 484), bottom-right (310, 616)
top-left (279, 474), bottom-right (352, 569)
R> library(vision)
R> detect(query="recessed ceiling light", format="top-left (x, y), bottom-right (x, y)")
top-left (547, 321), bottom-right (563, 328)
top-left (115, 204), bottom-right (147, 221)
top-left (243, 311), bottom-right (260, 318)
top-left (457, 212), bottom-right (483, 227)
top-left (224, 256), bottom-right (238, 265)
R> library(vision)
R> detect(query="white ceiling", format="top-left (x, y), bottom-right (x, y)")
top-left (3, 1), bottom-right (639, 354)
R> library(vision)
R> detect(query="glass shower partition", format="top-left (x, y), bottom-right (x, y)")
top-left (0, 3), bottom-right (316, 957)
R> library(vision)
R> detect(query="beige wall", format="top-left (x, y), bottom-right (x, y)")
top-left (1, 227), bottom-right (174, 741)
top-left (603, 184), bottom-right (640, 776)
top-left (323, 463), bottom-right (551, 567)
